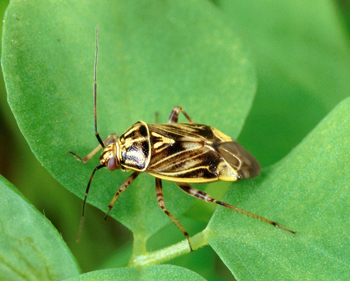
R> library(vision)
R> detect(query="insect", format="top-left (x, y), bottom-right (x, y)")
top-left (69, 26), bottom-right (295, 251)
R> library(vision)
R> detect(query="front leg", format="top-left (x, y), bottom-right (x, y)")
top-left (68, 133), bottom-right (118, 163)
top-left (168, 106), bottom-right (194, 123)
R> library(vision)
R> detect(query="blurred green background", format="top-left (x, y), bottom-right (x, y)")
top-left (1, 1), bottom-right (350, 280)
top-left (0, 0), bottom-right (133, 273)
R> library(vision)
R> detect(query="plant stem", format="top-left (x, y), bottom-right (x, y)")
top-left (131, 233), bottom-right (148, 257)
top-left (127, 230), bottom-right (208, 267)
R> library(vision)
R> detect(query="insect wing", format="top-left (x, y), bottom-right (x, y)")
top-left (215, 141), bottom-right (261, 180)
top-left (146, 123), bottom-right (260, 183)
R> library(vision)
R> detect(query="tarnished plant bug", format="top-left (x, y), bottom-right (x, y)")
top-left (69, 26), bottom-right (295, 251)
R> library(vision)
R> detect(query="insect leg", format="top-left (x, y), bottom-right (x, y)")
top-left (68, 133), bottom-right (118, 163)
top-left (105, 172), bottom-right (140, 219)
top-left (176, 182), bottom-right (295, 235)
top-left (155, 178), bottom-right (193, 251)
top-left (168, 106), bottom-right (194, 123)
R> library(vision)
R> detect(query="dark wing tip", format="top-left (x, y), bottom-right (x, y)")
top-left (217, 141), bottom-right (261, 179)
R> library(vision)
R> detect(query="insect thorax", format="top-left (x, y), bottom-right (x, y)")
top-left (119, 121), bottom-right (151, 171)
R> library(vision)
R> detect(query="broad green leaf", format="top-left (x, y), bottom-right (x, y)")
top-left (2, 0), bottom-right (256, 242)
top-left (206, 97), bottom-right (350, 280)
top-left (0, 175), bottom-right (80, 280)
top-left (335, 0), bottom-right (350, 32)
top-left (65, 265), bottom-right (206, 281)
top-left (218, 0), bottom-right (350, 166)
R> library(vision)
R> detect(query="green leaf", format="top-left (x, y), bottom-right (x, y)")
top-left (0, 175), bottom-right (80, 280)
top-left (218, 0), bottom-right (350, 166)
top-left (2, 0), bottom-right (256, 241)
top-left (65, 265), bottom-right (206, 281)
top-left (335, 0), bottom-right (350, 34)
top-left (206, 97), bottom-right (350, 280)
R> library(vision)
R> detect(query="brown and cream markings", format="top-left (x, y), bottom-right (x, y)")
top-left (69, 26), bottom-right (294, 251)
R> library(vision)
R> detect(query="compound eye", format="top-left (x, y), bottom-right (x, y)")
top-left (107, 157), bottom-right (117, 171)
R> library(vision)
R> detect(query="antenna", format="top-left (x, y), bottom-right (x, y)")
top-left (76, 25), bottom-right (105, 241)
top-left (93, 25), bottom-right (105, 148)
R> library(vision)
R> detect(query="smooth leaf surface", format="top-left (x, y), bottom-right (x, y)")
top-left (65, 265), bottom-right (206, 281)
top-left (336, 0), bottom-right (350, 32)
top-left (2, 0), bottom-right (256, 239)
top-left (206, 98), bottom-right (350, 280)
top-left (0, 175), bottom-right (80, 280)
top-left (219, 0), bottom-right (350, 166)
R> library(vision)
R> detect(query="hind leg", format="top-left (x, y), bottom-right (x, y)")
top-left (176, 182), bottom-right (295, 234)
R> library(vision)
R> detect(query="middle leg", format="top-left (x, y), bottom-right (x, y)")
top-left (155, 178), bottom-right (193, 251)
